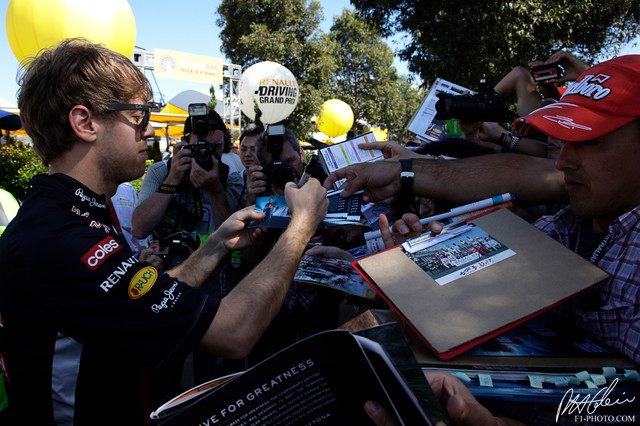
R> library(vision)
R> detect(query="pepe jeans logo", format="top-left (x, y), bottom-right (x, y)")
top-left (75, 188), bottom-right (106, 209)
top-left (151, 282), bottom-right (181, 313)
top-left (564, 74), bottom-right (613, 101)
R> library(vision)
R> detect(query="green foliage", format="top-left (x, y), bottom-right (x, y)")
top-left (217, 0), bottom-right (337, 139)
top-left (0, 139), bottom-right (48, 201)
top-left (209, 85), bottom-right (218, 111)
top-left (328, 10), bottom-right (424, 139)
top-left (129, 160), bottom-right (154, 193)
top-left (352, 0), bottom-right (640, 90)
top-left (146, 144), bottom-right (163, 163)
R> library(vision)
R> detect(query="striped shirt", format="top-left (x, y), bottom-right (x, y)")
top-left (534, 205), bottom-right (640, 364)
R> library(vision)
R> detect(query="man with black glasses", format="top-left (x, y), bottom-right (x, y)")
top-left (0, 38), bottom-right (328, 425)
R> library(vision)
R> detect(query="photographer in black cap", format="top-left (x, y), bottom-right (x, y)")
top-left (132, 105), bottom-right (244, 259)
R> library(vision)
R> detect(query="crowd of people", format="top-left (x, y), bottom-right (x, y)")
top-left (0, 36), bottom-right (639, 425)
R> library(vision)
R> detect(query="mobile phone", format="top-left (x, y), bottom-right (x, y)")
top-left (530, 64), bottom-right (564, 82)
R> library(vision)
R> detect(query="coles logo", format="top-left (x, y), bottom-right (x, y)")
top-left (81, 237), bottom-right (122, 271)
top-left (128, 267), bottom-right (158, 299)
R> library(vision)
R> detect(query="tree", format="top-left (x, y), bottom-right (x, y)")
top-left (217, 0), bottom-right (337, 139)
top-left (351, 0), bottom-right (640, 89)
top-left (0, 139), bottom-right (48, 201)
top-left (328, 9), bottom-right (422, 140)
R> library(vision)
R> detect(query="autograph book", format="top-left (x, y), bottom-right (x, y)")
top-left (150, 328), bottom-right (441, 425)
top-left (353, 208), bottom-right (609, 360)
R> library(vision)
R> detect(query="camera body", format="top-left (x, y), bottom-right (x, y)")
top-left (185, 103), bottom-right (229, 188)
top-left (183, 142), bottom-right (214, 170)
top-left (262, 123), bottom-right (295, 190)
top-left (159, 232), bottom-right (199, 270)
top-left (435, 89), bottom-right (507, 122)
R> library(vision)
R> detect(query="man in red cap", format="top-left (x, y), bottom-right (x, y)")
top-left (325, 55), bottom-right (640, 364)
top-left (515, 55), bottom-right (640, 364)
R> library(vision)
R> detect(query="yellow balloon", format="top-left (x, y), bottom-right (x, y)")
top-left (6, 0), bottom-right (136, 65)
top-left (317, 99), bottom-right (354, 137)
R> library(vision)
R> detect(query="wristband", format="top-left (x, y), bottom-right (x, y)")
top-left (499, 132), bottom-right (521, 152)
top-left (507, 133), bottom-right (521, 152)
top-left (399, 159), bottom-right (414, 197)
top-left (157, 184), bottom-right (178, 194)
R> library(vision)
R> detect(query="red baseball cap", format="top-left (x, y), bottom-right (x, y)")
top-left (515, 55), bottom-right (640, 142)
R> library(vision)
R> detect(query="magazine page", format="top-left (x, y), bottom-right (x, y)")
top-left (151, 330), bottom-right (435, 425)
top-left (406, 78), bottom-right (472, 142)
top-left (294, 255), bottom-right (376, 299)
top-left (317, 131), bottom-right (383, 175)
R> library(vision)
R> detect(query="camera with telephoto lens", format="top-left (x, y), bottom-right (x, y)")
top-left (262, 123), bottom-right (296, 190)
top-left (184, 103), bottom-right (229, 189)
top-left (435, 89), bottom-right (507, 123)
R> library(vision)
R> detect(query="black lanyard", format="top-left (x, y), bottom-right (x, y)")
top-left (573, 227), bottom-right (611, 264)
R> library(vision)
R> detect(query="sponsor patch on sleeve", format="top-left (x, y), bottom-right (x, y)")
top-left (128, 266), bottom-right (158, 299)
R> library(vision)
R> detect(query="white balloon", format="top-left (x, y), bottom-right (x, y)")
top-left (239, 61), bottom-right (299, 124)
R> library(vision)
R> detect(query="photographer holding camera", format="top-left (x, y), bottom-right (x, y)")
top-left (241, 125), bottom-right (354, 364)
top-left (132, 105), bottom-right (244, 258)
top-left (243, 124), bottom-right (317, 205)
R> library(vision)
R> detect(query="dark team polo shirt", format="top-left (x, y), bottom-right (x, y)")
top-left (0, 174), bottom-right (220, 425)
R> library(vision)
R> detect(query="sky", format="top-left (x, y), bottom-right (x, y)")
top-left (2, 0), bottom-right (639, 108)
top-left (1, 0), bottom-right (414, 108)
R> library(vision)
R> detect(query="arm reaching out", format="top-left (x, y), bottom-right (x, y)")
top-left (199, 179), bottom-right (329, 358)
top-left (166, 206), bottom-right (265, 285)
top-left (324, 154), bottom-right (567, 206)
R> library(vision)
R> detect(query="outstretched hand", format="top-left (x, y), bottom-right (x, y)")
top-left (305, 245), bottom-right (356, 262)
top-left (323, 159), bottom-right (402, 203)
top-left (358, 141), bottom-right (424, 160)
top-left (216, 206), bottom-right (266, 252)
top-left (379, 213), bottom-right (444, 250)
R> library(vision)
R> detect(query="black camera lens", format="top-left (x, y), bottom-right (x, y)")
top-left (163, 245), bottom-right (191, 270)
top-left (192, 142), bottom-right (214, 170)
top-left (435, 90), bottom-right (507, 122)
